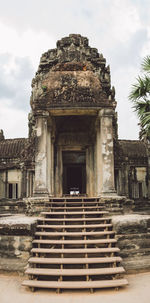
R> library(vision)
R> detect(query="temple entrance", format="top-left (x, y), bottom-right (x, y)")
top-left (62, 151), bottom-right (86, 195)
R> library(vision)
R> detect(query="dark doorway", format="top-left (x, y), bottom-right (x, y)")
top-left (62, 151), bottom-right (86, 195)
top-left (8, 183), bottom-right (18, 199)
top-left (64, 165), bottom-right (86, 194)
top-left (8, 183), bottom-right (13, 199)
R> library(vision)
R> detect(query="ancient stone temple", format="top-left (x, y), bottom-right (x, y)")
top-left (30, 34), bottom-right (117, 198)
top-left (0, 34), bottom-right (149, 201)
top-left (0, 34), bottom-right (150, 292)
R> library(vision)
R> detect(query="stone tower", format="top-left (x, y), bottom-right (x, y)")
top-left (29, 34), bottom-right (117, 197)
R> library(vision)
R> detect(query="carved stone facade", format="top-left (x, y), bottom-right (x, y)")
top-left (0, 34), bottom-right (150, 202)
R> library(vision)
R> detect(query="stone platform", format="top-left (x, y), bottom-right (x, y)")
top-left (0, 215), bottom-right (37, 272)
top-left (0, 213), bottom-right (150, 273)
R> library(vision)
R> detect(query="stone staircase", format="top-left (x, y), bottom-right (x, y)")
top-left (22, 197), bottom-right (128, 292)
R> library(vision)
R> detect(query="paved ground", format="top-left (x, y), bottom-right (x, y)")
top-left (0, 272), bottom-right (150, 303)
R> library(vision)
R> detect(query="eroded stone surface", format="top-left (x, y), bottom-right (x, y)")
top-left (0, 215), bottom-right (37, 235)
top-left (112, 214), bottom-right (150, 272)
top-left (30, 34), bottom-right (115, 111)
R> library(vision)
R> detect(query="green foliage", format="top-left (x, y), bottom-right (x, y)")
top-left (41, 85), bottom-right (47, 92)
top-left (141, 56), bottom-right (150, 73)
top-left (129, 56), bottom-right (150, 141)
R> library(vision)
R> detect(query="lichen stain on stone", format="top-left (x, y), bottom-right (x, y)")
top-left (36, 152), bottom-right (46, 162)
top-left (36, 126), bottom-right (42, 137)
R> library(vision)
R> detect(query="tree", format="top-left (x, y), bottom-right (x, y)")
top-left (129, 56), bottom-right (150, 141)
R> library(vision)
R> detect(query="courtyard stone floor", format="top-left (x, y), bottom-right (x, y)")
top-left (0, 272), bottom-right (150, 303)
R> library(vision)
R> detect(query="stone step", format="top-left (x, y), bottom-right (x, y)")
top-left (25, 266), bottom-right (125, 276)
top-left (22, 279), bottom-right (128, 289)
top-left (37, 223), bottom-right (112, 229)
top-left (22, 196), bottom-right (128, 292)
top-left (45, 201), bottom-right (105, 205)
top-left (49, 197), bottom-right (99, 201)
top-left (47, 205), bottom-right (105, 210)
top-left (31, 247), bottom-right (120, 254)
top-left (38, 217), bottom-right (111, 222)
top-left (32, 238), bottom-right (117, 245)
top-left (41, 211), bottom-right (108, 216)
top-left (28, 256), bottom-right (122, 264)
top-left (22, 196), bottom-right (128, 291)
top-left (0, 213), bottom-right (12, 217)
top-left (35, 231), bottom-right (115, 237)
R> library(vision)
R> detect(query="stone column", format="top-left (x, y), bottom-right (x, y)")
top-left (34, 111), bottom-right (50, 196)
top-left (97, 109), bottom-right (115, 195)
top-left (5, 170), bottom-right (8, 198)
top-left (21, 168), bottom-right (26, 198)
top-left (147, 156), bottom-right (150, 199)
top-left (121, 164), bottom-right (129, 197)
top-left (54, 146), bottom-right (62, 197)
top-left (46, 124), bottom-right (51, 195)
top-left (86, 148), bottom-right (89, 196)
top-left (51, 138), bottom-right (55, 195)
top-left (26, 170), bottom-right (29, 197)
top-left (30, 171), bottom-right (33, 196)
top-left (86, 146), bottom-right (94, 196)
top-left (96, 118), bottom-right (101, 196)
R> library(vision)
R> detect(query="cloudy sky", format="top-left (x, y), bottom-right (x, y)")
top-left (0, 0), bottom-right (150, 139)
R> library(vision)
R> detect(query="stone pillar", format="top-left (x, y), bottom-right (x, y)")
top-left (5, 170), bottom-right (8, 198)
top-left (21, 168), bottom-right (26, 198)
top-left (121, 164), bottom-right (129, 197)
top-left (54, 146), bottom-right (62, 197)
top-left (147, 154), bottom-right (150, 199)
top-left (26, 171), bottom-right (29, 197)
top-left (30, 171), bottom-right (33, 196)
top-left (86, 148), bottom-right (89, 196)
top-left (51, 139), bottom-right (55, 195)
top-left (46, 124), bottom-right (51, 195)
top-left (86, 146), bottom-right (94, 196)
top-left (96, 118), bottom-right (101, 196)
top-left (34, 111), bottom-right (50, 196)
top-left (97, 109), bottom-right (115, 195)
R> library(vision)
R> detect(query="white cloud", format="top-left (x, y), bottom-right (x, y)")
top-left (141, 26), bottom-right (150, 58)
top-left (0, 100), bottom-right (28, 138)
top-left (109, 0), bottom-right (142, 42)
top-left (0, 22), bottom-right (55, 69)
top-left (0, 0), bottom-right (149, 139)
top-left (114, 64), bottom-right (140, 139)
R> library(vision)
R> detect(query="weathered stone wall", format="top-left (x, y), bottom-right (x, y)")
top-left (0, 215), bottom-right (37, 272)
top-left (115, 140), bottom-right (149, 199)
top-left (112, 214), bottom-right (150, 272)
top-left (0, 235), bottom-right (32, 272)
top-left (116, 165), bottom-right (148, 199)
top-left (0, 200), bottom-right (26, 215)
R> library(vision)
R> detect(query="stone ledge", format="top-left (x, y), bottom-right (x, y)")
top-left (0, 215), bottom-right (37, 236)
top-left (112, 214), bottom-right (150, 233)
top-left (0, 257), bottom-right (28, 273)
top-left (123, 256), bottom-right (150, 273)
top-left (112, 214), bottom-right (150, 273)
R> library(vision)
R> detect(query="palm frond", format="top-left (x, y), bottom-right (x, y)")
top-left (129, 76), bottom-right (150, 101)
top-left (133, 100), bottom-right (150, 111)
top-left (141, 111), bottom-right (150, 126)
top-left (141, 56), bottom-right (150, 74)
top-left (129, 56), bottom-right (150, 140)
